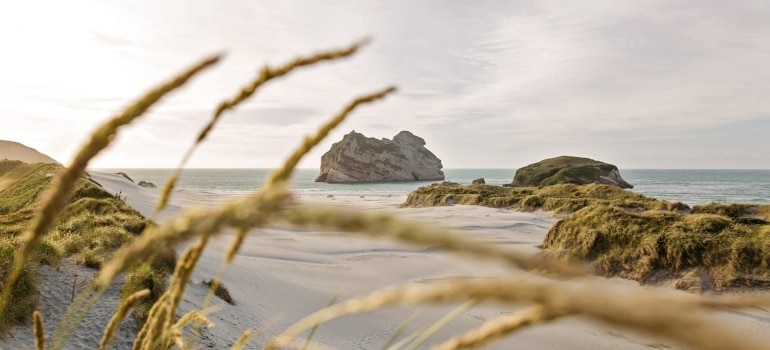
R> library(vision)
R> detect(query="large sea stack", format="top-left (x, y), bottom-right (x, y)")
top-left (511, 156), bottom-right (633, 189)
top-left (315, 130), bottom-right (445, 183)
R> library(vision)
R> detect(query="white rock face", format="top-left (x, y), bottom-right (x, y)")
top-left (315, 130), bottom-right (445, 183)
top-left (596, 168), bottom-right (634, 189)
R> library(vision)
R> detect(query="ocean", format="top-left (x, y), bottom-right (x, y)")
top-left (99, 168), bottom-right (770, 206)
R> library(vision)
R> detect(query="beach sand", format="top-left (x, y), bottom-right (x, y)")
top-left (3, 172), bottom-right (770, 349)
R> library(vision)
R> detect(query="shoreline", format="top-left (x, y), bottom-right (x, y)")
top-left (3, 171), bottom-right (770, 349)
top-left (96, 168), bottom-right (770, 207)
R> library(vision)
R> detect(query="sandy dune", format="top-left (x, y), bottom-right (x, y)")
top-left (3, 171), bottom-right (770, 349)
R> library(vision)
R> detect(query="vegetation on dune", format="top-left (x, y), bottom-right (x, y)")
top-left (0, 160), bottom-right (170, 335)
top-left (404, 181), bottom-right (770, 292)
top-left (691, 203), bottom-right (770, 222)
top-left (115, 172), bottom-right (135, 183)
top-left (402, 181), bottom-right (688, 213)
top-left (122, 263), bottom-right (170, 327)
top-left (0, 238), bottom-right (38, 337)
top-left (201, 279), bottom-right (235, 305)
top-left (543, 205), bottom-right (770, 290)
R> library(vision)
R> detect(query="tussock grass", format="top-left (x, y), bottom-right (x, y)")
top-left (404, 182), bottom-right (770, 290)
top-left (0, 238), bottom-right (38, 336)
top-left (202, 279), bottom-right (235, 305)
top-left (402, 182), bottom-right (688, 213)
top-left (123, 263), bottom-right (170, 327)
top-left (0, 160), bottom-right (171, 336)
top-left (0, 54), bottom-right (219, 323)
top-left (0, 159), bottom-right (25, 177)
top-left (115, 172), bottom-right (135, 183)
top-left (543, 205), bottom-right (770, 289)
top-left (0, 40), bottom-right (769, 350)
top-left (691, 202), bottom-right (770, 221)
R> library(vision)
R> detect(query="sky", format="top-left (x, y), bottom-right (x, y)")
top-left (1, 0), bottom-right (769, 169)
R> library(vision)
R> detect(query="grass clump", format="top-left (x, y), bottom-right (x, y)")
top-left (0, 238), bottom-right (38, 335)
top-left (115, 172), bottom-right (134, 183)
top-left (408, 181), bottom-right (768, 291)
top-left (202, 279), bottom-right (235, 305)
top-left (542, 205), bottom-right (770, 290)
top-left (691, 203), bottom-right (770, 221)
top-left (0, 162), bottom-right (60, 215)
top-left (122, 263), bottom-right (170, 327)
top-left (403, 182), bottom-right (688, 214)
top-left (0, 160), bottom-right (171, 336)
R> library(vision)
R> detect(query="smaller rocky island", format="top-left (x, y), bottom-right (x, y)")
top-left (511, 155), bottom-right (633, 189)
top-left (315, 130), bottom-right (444, 183)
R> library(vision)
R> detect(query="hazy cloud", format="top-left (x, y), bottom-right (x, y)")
top-left (1, 0), bottom-right (769, 168)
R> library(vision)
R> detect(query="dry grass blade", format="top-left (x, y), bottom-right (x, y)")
top-left (154, 39), bottom-right (368, 216)
top-left (230, 329), bottom-right (254, 350)
top-left (405, 300), bottom-right (477, 350)
top-left (0, 54), bottom-right (221, 317)
top-left (432, 305), bottom-right (558, 350)
top-left (380, 309), bottom-right (421, 350)
top-left (99, 289), bottom-right (150, 350)
top-left (266, 277), bottom-right (768, 350)
top-left (168, 309), bottom-right (216, 349)
top-left (136, 235), bottom-right (211, 350)
top-left (33, 311), bottom-right (45, 350)
top-left (302, 294), bottom-right (339, 350)
top-left (265, 86), bottom-right (396, 186)
top-left (96, 190), bottom-right (284, 289)
top-left (96, 87), bottom-right (397, 288)
top-left (50, 286), bottom-right (107, 350)
top-left (281, 204), bottom-right (585, 277)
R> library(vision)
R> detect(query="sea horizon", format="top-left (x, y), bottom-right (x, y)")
top-left (95, 168), bottom-right (770, 206)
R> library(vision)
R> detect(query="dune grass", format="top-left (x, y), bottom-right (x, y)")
top-left (402, 181), bottom-right (688, 213)
top-left (404, 180), bottom-right (770, 291)
top-left (201, 279), bottom-right (235, 305)
top-left (0, 160), bottom-right (169, 336)
top-left (691, 202), bottom-right (770, 221)
top-left (0, 40), bottom-right (769, 350)
top-left (543, 205), bottom-right (770, 290)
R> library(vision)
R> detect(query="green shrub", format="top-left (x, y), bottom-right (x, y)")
top-left (0, 242), bottom-right (38, 335)
top-left (123, 263), bottom-right (170, 327)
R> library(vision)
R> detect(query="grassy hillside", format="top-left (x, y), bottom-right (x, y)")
top-left (0, 160), bottom-right (171, 335)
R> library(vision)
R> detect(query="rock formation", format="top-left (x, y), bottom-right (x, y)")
top-left (472, 178), bottom-right (485, 185)
top-left (0, 140), bottom-right (58, 164)
top-left (511, 156), bottom-right (633, 189)
top-left (138, 181), bottom-right (157, 188)
top-left (315, 130), bottom-right (444, 183)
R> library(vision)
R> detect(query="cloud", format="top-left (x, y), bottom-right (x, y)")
top-left (2, 0), bottom-right (770, 168)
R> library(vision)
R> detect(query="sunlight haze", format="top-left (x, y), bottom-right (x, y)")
top-left (1, 0), bottom-right (769, 169)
